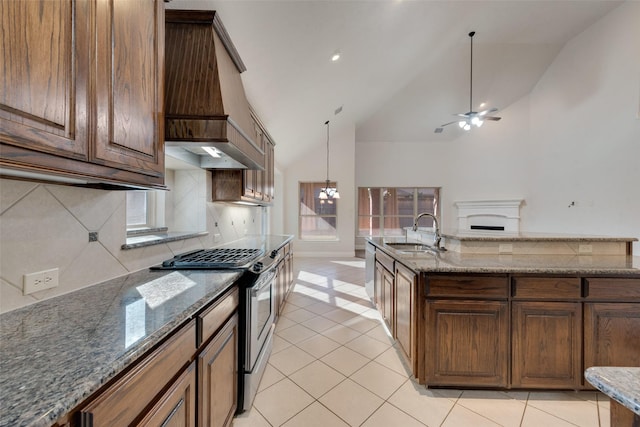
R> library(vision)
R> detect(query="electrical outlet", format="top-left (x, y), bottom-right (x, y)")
top-left (23, 268), bottom-right (59, 295)
top-left (579, 244), bottom-right (593, 254)
top-left (499, 243), bottom-right (513, 254)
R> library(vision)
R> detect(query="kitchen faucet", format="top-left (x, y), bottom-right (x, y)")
top-left (412, 212), bottom-right (444, 250)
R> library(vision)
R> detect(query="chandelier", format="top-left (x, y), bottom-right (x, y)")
top-left (319, 120), bottom-right (340, 200)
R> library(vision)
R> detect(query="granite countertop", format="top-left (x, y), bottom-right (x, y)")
top-left (0, 235), bottom-right (293, 427)
top-left (439, 229), bottom-right (638, 242)
top-left (585, 367), bottom-right (640, 415)
top-left (368, 237), bottom-right (640, 274)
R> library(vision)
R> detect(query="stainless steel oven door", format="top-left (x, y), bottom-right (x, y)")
top-left (246, 268), bottom-right (276, 370)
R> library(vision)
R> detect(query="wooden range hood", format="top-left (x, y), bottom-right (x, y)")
top-left (164, 10), bottom-right (264, 170)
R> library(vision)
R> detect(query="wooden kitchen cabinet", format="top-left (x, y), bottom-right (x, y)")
top-left (584, 303), bottom-right (640, 368)
top-left (275, 242), bottom-right (294, 317)
top-left (426, 299), bottom-right (509, 387)
top-left (211, 108), bottom-right (276, 205)
top-left (137, 362), bottom-right (197, 427)
top-left (196, 287), bottom-right (240, 427)
top-left (424, 275), bottom-right (509, 387)
top-left (79, 321), bottom-right (196, 426)
top-left (276, 256), bottom-right (287, 316)
top-left (375, 260), bottom-right (395, 334)
top-left (584, 278), bottom-right (640, 372)
top-left (0, 0), bottom-right (165, 189)
top-left (198, 314), bottom-right (238, 427)
top-left (512, 301), bottom-right (582, 388)
top-left (375, 251), bottom-right (395, 334)
top-left (511, 277), bottom-right (582, 389)
top-left (395, 263), bottom-right (417, 373)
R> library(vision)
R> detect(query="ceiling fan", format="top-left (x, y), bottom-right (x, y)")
top-left (435, 31), bottom-right (501, 133)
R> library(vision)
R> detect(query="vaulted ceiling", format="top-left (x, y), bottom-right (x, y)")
top-left (168, 0), bottom-right (622, 167)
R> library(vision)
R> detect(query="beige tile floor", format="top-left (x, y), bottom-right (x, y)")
top-left (233, 257), bottom-right (610, 427)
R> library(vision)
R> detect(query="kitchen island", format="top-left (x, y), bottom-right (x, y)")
top-left (0, 235), bottom-right (292, 427)
top-left (585, 366), bottom-right (640, 426)
top-left (367, 235), bottom-right (640, 391)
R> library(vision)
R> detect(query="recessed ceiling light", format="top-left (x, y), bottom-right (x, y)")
top-left (479, 102), bottom-right (487, 108)
top-left (331, 51), bottom-right (341, 62)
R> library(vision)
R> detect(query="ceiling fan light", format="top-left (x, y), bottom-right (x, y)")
top-left (463, 123), bottom-right (471, 131)
top-left (471, 116), bottom-right (481, 126)
top-left (475, 119), bottom-right (484, 127)
top-left (458, 121), bottom-right (466, 128)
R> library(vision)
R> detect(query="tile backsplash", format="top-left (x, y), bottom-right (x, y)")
top-left (0, 176), bottom-right (264, 313)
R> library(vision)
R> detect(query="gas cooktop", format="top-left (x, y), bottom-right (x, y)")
top-left (157, 248), bottom-right (264, 269)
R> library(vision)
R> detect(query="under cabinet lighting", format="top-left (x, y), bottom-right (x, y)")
top-left (203, 147), bottom-right (221, 158)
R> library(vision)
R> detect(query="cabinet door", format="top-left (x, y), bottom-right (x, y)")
top-left (426, 300), bottom-right (508, 387)
top-left (92, 0), bottom-right (164, 179)
top-left (374, 262), bottom-right (383, 310)
top-left (276, 259), bottom-right (286, 316)
top-left (512, 301), bottom-right (582, 389)
top-left (264, 141), bottom-right (274, 202)
top-left (584, 303), bottom-right (640, 368)
top-left (198, 314), bottom-right (238, 427)
top-left (243, 169), bottom-right (256, 198)
top-left (382, 267), bottom-right (394, 334)
top-left (137, 362), bottom-right (197, 427)
top-left (395, 264), bottom-right (417, 373)
top-left (0, 0), bottom-right (88, 158)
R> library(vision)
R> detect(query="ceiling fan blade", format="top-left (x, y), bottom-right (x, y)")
top-left (455, 113), bottom-right (470, 118)
top-left (434, 120), bottom-right (460, 133)
top-left (478, 108), bottom-right (498, 116)
top-left (483, 116), bottom-right (502, 121)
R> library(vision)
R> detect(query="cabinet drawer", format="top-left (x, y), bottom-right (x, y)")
top-left (376, 250), bottom-right (395, 273)
top-left (426, 275), bottom-right (508, 299)
top-left (198, 286), bottom-right (239, 346)
top-left (80, 320), bottom-right (196, 426)
top-left (513, 277), bottom-right (580, 299)
top-left (585, 278), bottom-right (640, 301)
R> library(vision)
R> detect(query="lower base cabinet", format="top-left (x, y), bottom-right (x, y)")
top-left (74, 287), bottom-right (241, 427)
top-left (395, 264), bottom-right (417, 373)
top-left (137, 362), bottom-right (197, 427)
top-left (425, 300), bottom-right (508, 387)
top-left (512, 301), bottom-right (582, 389)
top-left (198, 314), bottom-right (238, 427)
top-left (584, 302), bottom-right (640, 368)
top-left (79, 321), bottom-right (197, 426)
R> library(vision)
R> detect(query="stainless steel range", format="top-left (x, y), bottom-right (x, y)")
top-left (155, 246), bottom-right (280, 413)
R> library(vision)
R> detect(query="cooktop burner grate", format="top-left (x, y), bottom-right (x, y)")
top-left (161, 248), bottom-right (263, 268)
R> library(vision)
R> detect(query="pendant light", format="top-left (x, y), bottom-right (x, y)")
top-left (319, 120), bottom-right (339, 200)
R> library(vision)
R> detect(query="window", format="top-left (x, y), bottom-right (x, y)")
top-left (126, 189), bottom-right (165, 232)
top-left (299, 182), bottom-right (338, 240)
top-left (357, 187), bottom-right (439, 237)
top-left (126, 191), bottom-right (151, 229)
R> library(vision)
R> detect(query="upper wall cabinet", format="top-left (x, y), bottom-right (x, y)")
top-left (0, 0), bottom-right (165, 189)
top-left (211, 110), bottom-right (275, 205)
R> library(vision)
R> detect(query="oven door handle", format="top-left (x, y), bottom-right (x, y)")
top-left (250, 270), bottom-right (276, 297)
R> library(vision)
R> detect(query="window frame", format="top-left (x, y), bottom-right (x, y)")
top-left (126, 190), bottom-right (163, 232)
top-left (357, 187), bottom-right (440, 237)
top-left (298, 181), bottom-right (339, 241)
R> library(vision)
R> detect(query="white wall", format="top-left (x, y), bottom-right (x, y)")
top-left (0, 175), bottom-right (265, 313)
top-left (356, 2), bottom-right (640, 253)
top-left (283, 123), bottom-right (356, 257)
